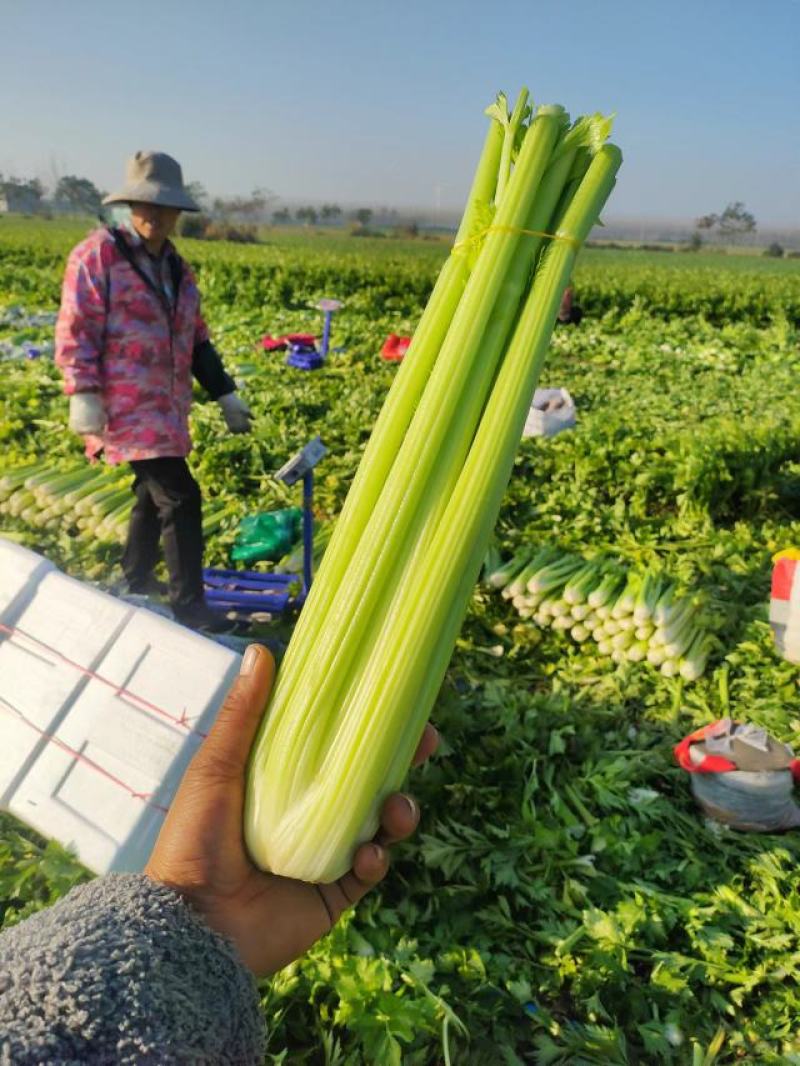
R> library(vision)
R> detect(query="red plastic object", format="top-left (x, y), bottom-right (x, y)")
top-left (380, 334), bottom-right (412, 362)
top-left (284, 333), bottom-right (317, 346)
top-left (772, 555), bottom-right (798, 602)
top-left (261, 332), bottom-right (318, 352)
top-left (674, 722), bottom-right (738, 774)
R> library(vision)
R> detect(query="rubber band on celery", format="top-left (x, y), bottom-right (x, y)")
top-left (452, 224), bottom-right (581, 255)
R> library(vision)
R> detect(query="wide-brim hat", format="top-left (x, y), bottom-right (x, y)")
top-left (103, 150), bottom-right (200, 212)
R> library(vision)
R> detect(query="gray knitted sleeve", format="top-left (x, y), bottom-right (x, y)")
top-left (0, 873), bottom-right (266, 1065)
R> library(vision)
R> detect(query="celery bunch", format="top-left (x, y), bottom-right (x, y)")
top-left (245, 91), bottom-right (621, 882)
top-left (489, 546), bottom-right (715, 682)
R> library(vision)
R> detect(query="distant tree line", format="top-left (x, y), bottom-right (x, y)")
top-left (0, 169), bottom-right (426, 244)
top-left (0, 173), bottom-right (103, 215)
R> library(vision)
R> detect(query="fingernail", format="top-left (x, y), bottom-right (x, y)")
top-left (403, 795), bottom-right (418, 821)
top-left (369, 843), bottom-right (385, 864)
top-left (240, 645), bottom-right (259, 676)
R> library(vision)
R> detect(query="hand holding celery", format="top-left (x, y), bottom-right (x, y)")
top-left (146, 645), bottom-right (438, 978)
top-left (245, 90), bottom-right (622, 883)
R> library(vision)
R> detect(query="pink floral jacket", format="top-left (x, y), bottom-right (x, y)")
top-left (55, 227), bottom-right (211, 464)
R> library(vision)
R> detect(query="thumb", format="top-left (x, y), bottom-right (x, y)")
top-left (190, 644), bottom-right (275, 784)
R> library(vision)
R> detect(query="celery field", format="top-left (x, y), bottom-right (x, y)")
top-left (3, 216), bottom-right (800, 1063)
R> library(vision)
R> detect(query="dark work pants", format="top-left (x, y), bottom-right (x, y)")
top-left (121, 457), bottom-right (204, 612)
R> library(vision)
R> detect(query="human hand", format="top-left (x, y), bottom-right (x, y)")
top-left (144, 644), bottom-right (437, 977)
top-left (217, 392), bottom-right (253, 434)
top-left (69, 392), bottom-right (106, 434)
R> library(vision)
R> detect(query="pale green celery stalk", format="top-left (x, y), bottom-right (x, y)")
top-left (8, 491), bottom-right (35, 518)
top-left (664, 626), bottom-right (697, 660)
top-left (487, 549), bottom-right (532, 588)
top-left (97, 498), bottom-right (133, 537)
top-left (23, 466), bottom-right (66, 491)
top-left (21, 506), bottom-right (45, 525)
top-left (250, 108), bottom-right (568, 824)
top-left (647, 644), bottom-right (667, 667)
top-left (508, 547), bottom-right (565, 596)
top-left (612, 629), bottom-right (634, 651)
top-left (261, 114), bottom-right (505, 712)
top-left (78, 483), bottom-right (126, 517)
top-left (571, 624), bottom-right (590, 643)
top-left (91, 488), bottom-right (131, 519)
top-left (653, 586), bottom-right (677, 626)
top-left (598, 639), bottom-right (614, 656)
top-left (202, 506), bottom-right (237, 537)
top-left (249, 145), bottom-right (621, 882)
top-left (633, 572), bottom-right (663, 624)
top-left (31, 467), bottom-right (87, 504)
top-left (588, 572), bottom-right (623, 609)
top-left (552, 615), bottom-right (573, 631)
top-left (63, 468), bottom-right (118, 507)
top-left (680, 632), bottom-right (713, 681)
top-left (487, 88), bottom-right (531, 205)
top-left (611, 573), bottom-right (641, 618)
top-left (563, 562), bottom-right (603, 605)
top-left (657, 601), bottom-right (696, 644)
top-left (528, 554), bottom-right (584, 593)
top-left (0, 464), bottom-right (43, 495)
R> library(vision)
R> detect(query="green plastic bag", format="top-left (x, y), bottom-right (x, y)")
top-left (231, 508), bottom-right (302, 565)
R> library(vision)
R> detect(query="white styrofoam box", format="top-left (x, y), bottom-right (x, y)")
top-left (523, 387), bottom-right (576, 438)
top-left (0, 569), bottom-right (133, 794)
top-left (0, 536), bottom-right (54, 616)
top-left (0, 538), bottom-right (241, 873)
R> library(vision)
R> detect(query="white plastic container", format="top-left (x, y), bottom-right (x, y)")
top-left (0, 538), bottom-right (241, 873)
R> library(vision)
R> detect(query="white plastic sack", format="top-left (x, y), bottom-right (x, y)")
top-left (523, 387), bottom-right (576, 438)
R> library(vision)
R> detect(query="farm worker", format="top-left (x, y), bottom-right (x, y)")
top-left (0, 644), bottom-right (439, 1062)
top-left (55, 151), bottom-right (252, 632)
top-left (556, 283), bottom-right (584, 325)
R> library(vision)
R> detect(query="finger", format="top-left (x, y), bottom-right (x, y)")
top-left (316, 842), bottom-right (389, 924)
top-left (190, 644), bottom-right (275, 783)
top-left (314, 789), bottom-right (424, 926)
top-left (411, 722), bottom-right (439, 768)
top-left (376, 793), bottom-right (419, 847)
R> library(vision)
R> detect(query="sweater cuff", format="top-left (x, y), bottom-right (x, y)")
top-left (0, 873), bottom-right (266, 1065)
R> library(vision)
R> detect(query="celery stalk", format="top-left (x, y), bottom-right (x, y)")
top-left (245, 126), bottom-right (621, 881)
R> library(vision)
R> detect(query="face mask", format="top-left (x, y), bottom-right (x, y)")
top-left (106, 204), bottom-right (132, 228)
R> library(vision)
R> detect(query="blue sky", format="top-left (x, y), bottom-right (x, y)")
top-left (2, 0), bottom-right (798, 224)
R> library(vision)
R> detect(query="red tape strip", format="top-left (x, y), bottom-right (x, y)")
top-left (0, 619), bottom-right (221, 817)
top-left (0, 622), bottom-right (207, 739)
top-left (1, 696), bottom-right (170, 814)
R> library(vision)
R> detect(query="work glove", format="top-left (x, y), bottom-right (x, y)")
top-left (69, 392), bottom-right (106, 434)
top-left (217, 392), bottom-right (253, 434)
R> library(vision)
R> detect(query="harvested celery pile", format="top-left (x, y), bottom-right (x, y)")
top-left (488, 546), bottom-right (716, 681)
